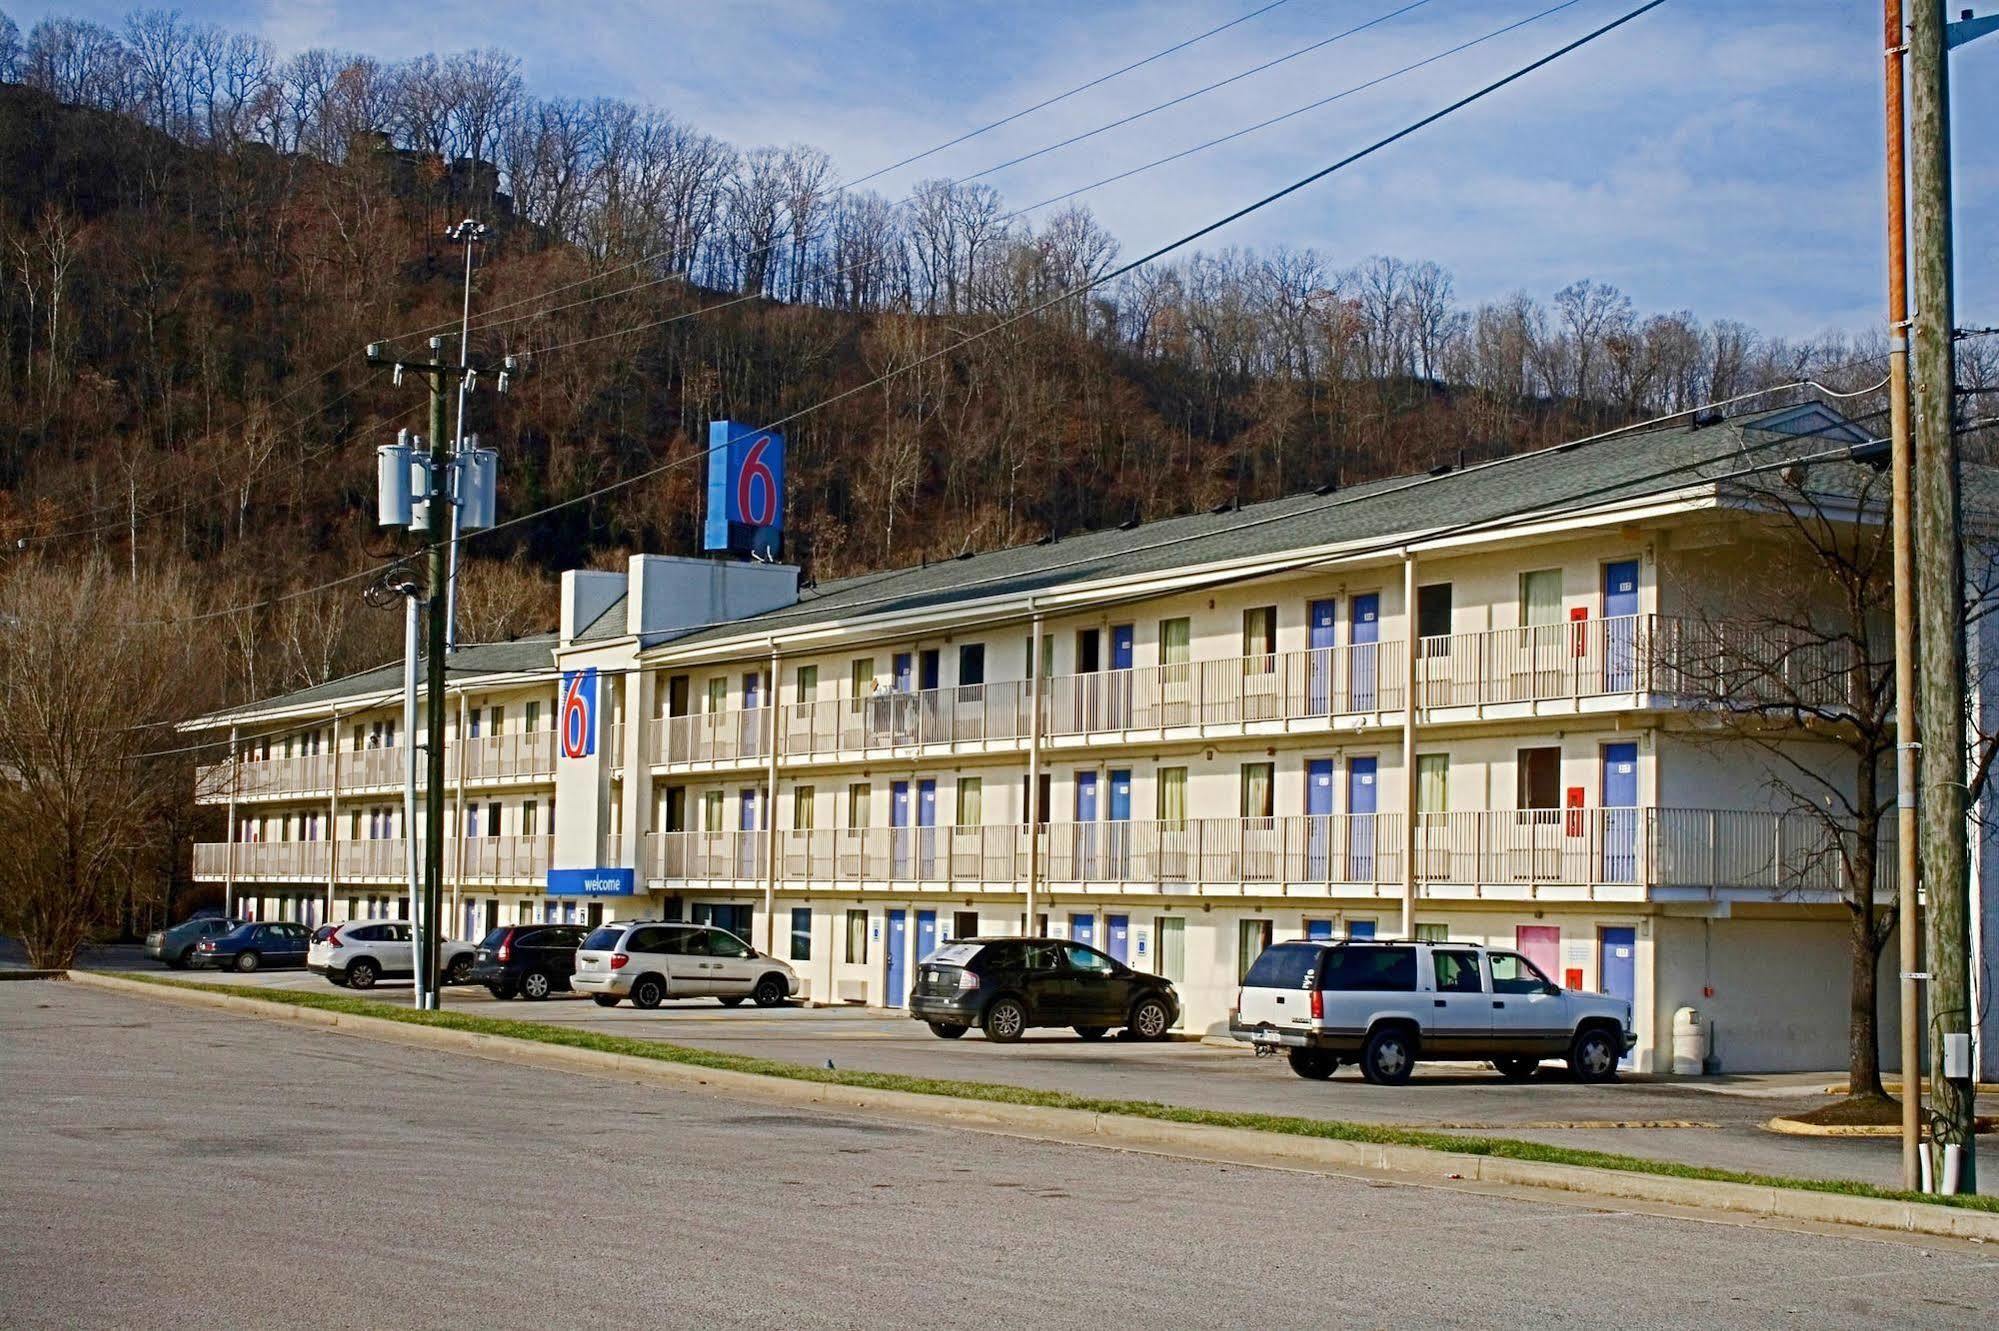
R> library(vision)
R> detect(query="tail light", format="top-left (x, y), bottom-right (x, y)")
top-left (196, 940), bottom-right (215, 951)
top-left (496, 934), bottom-right (511, 962)
top-left (1310, 988), bottom-right (1324, 1020)
top-left (610, 953), bottom-right (629, 970)
top-left (325, 927), bottom-right (343, 950)
top-left (956, 969), bottom-right (979, 992)
top-left (1233, 987), bottom-right (1242, 1017)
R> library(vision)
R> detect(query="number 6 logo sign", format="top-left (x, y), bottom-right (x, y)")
top-left (736, 435), bottom-right (778, 527)
top-left (560, 668), bottom-right (597, 760)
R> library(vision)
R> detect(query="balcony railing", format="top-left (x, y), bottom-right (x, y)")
top-left (197, 733), bottom-right (560, 802)
top-left (193, 834), bottom-right (554, 885)
top-left (645, 615), bottom-right (1864, 771)
top-left (637, 808), bottom-right (1887, 898)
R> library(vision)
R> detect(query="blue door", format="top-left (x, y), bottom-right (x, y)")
top-left (1070, 913), bottom-right (1095, 948)
top-left (1305, 919), bottom-right (1334, 940)
top-left (916, 909), bottom-right (937, 965)
top-left (886, 909), bottom-right (908, 1007)
top-left (1603, 560), bottom-right (1640, 691)
top-left (1599, 925), bottom-right (1637, 1067)
top-left (1308, 599), bottom-right (1338, 713)
top-left (1347, 757), bottom-right (1378, 881)
top-left (1074, 772), bottom-right (1099, 878)
top-left (1350, 594), bottom-right (1380, 709)
top-left (891, 780), bottom-right (912, 877)
top-left (1107, 914), bottom-right (1130, 963)
top-left (1601, 742), bottom-right (1638, 883)
top-left (893, 653), bottom-right (914, 693)
top-left (1307, 758), bottom-right (1335, 880)
top-left (1109, 624), bottom-right (1135, 727)
top-left (741, 672), bottom-right (762, 754)
top-left (917, 779), bottom-right (937, 878)
top-left (737, 790), bottom-right (758, 877)
top-left (1107, 769), bottom-right (1131, 878)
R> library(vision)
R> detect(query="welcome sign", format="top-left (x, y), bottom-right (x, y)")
top-left (547, 867), bottom-right (635, 897)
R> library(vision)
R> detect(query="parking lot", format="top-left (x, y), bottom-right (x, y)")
top-left (134, 957), bottom-right (1950, 1192)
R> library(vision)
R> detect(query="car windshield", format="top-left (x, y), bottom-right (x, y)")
top-left (581, 926), bottom-right (625, 951)
top-left (479, 927), bottom-right (512, 949)
top-left (1243, 943), bottom-right (1320, 990)
top-left (220, 924), bottom-right (257, 941)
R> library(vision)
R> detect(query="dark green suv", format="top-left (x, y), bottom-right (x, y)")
top-left (909, 937), bottom-right (1178, 1043)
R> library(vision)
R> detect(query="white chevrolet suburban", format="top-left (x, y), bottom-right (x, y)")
top-left (1229, 938), bottom-right (1635, 1084)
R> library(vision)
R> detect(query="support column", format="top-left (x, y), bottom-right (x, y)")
top-left (1400, 552), bottom-right (1419, 938)
top-left (763, 644), bottom-right (782, 955)
top-left (326, 712), bottom-right (341, 924)
top-left (1026, 611), bottom-right (1045, 935)
top-left (224, 724), bottom-right (238, 918)
top-left (453, 692), bottom-right (468, 936)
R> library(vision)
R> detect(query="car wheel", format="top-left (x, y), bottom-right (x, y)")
top-left (927, 1021), bottom-right (968, 1039)
top-left (487, 982), bottom-right (514, 1000)
top-left (1073, 1026), bottom-right (1108, 1041)
top-left (629, 975), bottom-right (665, 1010)
top-left (591, 994), bottom-right (620, 1008)
top-left (1127, 995), bottom-right (1172, 1041)
top-left (345, 958), bottom-right (379, 990)
top-left (1361, 1026), bottom-right (1416, 1085)
top-left (752, 974), bottom-right (788, 1008)
top-left (983, 997), bottom-right (1028, 1043)
top-left (1493, 1056), bottom-right (1540, 1082)
top-left (1569, 1028), bottom-right (1621, 1083)
top-left (520, 970), bottom-right (552, 1001)
top-left (233, 950), bottom-right (260, 973)
top-left (718, 996), bottom-right (746, 1008)
top-left (1287, 1049), bottom-right (1339, 1080)
top-left (445, 955), bottom-right (473, 984)
top-left (173, 946), bottom-right (195, 969)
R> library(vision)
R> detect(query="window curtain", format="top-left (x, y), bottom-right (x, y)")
top-left (1157, 767), bottom-right (1187, 826)
top-left (1520, 569), bottom-right (1562, 627)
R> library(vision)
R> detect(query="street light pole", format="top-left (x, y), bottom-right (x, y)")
top-left (444, 219), bottom-right (492, 656)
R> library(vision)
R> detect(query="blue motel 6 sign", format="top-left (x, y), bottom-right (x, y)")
top-left (560, 669), bottom-right (597, 759)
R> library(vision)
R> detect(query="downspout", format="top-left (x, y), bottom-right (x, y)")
top-left (763, 641), bottom-right (782, 956)
top-left (1401, 551), bottom-right (1419, 938)
top-left (1026, 605), bottom-right (1045, 935)
top-left (454, 692), bottom-right (467, 933)
top-left (225, 723), bottom-right (238, 918)
top-left (326, 710), bottom-right (341, 924)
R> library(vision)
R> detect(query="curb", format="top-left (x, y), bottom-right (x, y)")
top-left (0, 968), bottom-right (67, 981)
top-left (1767, 1114), bottom-right (1998, 1139)
top-left (68, 971), bottom-right (1999, 1244)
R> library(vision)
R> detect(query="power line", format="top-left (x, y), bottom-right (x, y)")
top-left (505, 0), bottom-right (1637, 363)
top-left (952, 0), bottom-right (1440, 189)
top-left (386, 0), bottom-right (1308, 347)
top-left (1017, 0), bottom-right (1585, 215)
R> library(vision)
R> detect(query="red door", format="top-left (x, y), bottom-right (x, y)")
top-left (1515, 925), bottom-right (1560, 983)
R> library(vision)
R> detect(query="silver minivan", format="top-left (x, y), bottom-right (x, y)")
top-left (571, 921), bottom-right (800, 1010)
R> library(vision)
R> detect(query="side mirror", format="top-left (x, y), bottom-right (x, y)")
top-left (1544, 983), bottom-right (1563, 997)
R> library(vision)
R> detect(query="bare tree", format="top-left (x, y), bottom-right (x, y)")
top-left (0, 561), bottom-right (213, 968)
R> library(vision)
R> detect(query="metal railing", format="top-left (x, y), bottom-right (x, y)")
top-left (192, 834), bottom-right (554, 885)
top-left (633, 808), bottom-right (1890, 898)
top-left (197, 732), bottom-right (561, 801)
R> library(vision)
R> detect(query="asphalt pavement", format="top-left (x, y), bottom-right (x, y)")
top-left (5, 980), bottom-right (1995, 1330)
top-left (129, 959), bottom-right (1951, 1190)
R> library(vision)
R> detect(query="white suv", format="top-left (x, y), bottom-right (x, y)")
top-left (308, 921), bottom-right (477, 990)
top-left (1230, 938), bottom-right (1634, 1084)
top-left (571, 921), bottom-right (799, 1010)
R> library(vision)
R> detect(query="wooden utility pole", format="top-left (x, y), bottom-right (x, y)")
top-left (1907, 0), bottom-right (1974, 1189)
top-left (1882, 0), bottom-right (1923, 1194)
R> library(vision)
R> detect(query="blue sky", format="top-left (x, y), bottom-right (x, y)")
top-left (22, 0), bottom-right (1999, 338)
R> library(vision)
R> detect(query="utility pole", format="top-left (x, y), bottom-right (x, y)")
top-left (1907, 0), bottom-right (1974, 1191)
top-left (1882, 0), bottom-right (1922, 1194)
top-left (368, 337), bottom-right (506, 1010)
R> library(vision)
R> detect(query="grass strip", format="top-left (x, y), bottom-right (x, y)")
top-left (108, 972), bottom-right (1999, 1216)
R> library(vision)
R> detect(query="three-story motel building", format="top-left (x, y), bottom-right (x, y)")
top-left (186, 405), bottom-right (1999, 1074)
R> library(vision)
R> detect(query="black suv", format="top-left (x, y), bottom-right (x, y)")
top-left (469, 924), bottom-right (589, 1000)
top-left (909, 937), bottom-right (1178, 1043)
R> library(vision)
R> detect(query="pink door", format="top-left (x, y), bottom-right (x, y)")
top-left (1515, 926), bottom-right (1560, 984)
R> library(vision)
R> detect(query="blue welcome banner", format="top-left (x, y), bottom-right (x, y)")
top-left (547, 867), bottom-right (636, 897)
